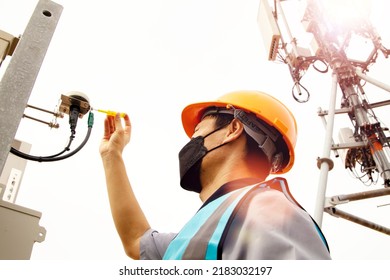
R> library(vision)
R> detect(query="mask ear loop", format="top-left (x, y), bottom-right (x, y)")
top-left (196, 109), bottom-right (234, 153)
top-left (195, 107), bottom-right (236, 155)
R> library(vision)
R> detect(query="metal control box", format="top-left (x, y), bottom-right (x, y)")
top-left (0, 200), bottom-right (46, 259)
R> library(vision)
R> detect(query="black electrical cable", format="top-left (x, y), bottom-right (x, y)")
top-left (10, 111), bottom-right (94, 162)
top-left (292, 81), bottom-right (310, 103)
top-left (41, 133), bottom-right (75, 158)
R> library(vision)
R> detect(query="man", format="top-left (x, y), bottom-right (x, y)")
top-left (100, 90), bottom-right (331, 260)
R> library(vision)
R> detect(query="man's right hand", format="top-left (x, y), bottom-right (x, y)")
top-left (99, 113), bottom-right (131, 159)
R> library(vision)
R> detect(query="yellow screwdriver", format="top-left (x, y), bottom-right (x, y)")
top-left (93, 108), bottom-right (126, 118)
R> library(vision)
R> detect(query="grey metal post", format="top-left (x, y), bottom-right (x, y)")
top-left (314, 71), bottom-right (338, 226)
top-left (0, 0), bottom-right (63, 175)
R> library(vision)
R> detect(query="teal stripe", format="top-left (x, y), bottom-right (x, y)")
top-left (163, 192), bottom-right (233, 260)
top-left (314, 223), bottom-right (329, 251)
top-left (205, 186), bottom-right (254, 259)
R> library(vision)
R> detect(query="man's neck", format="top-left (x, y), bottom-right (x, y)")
top-left (199, 163), bottom-right (265, 202)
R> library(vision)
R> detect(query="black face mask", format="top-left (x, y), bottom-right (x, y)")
top-left (179, 123), bottom-right (230, 193)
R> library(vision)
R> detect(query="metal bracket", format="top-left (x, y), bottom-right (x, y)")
top-left (331, 141), bottom-right (366, 150)
top-left (36, 226), bottom-right (47, 243)
top-left (0, 30), bottom-right (20, 64)
top-left (317, 157), bottom-right (334, 170)
top-left (59, 94), bottom-right (90, 117)
top-left (324, 196), bottom-right (349, 208)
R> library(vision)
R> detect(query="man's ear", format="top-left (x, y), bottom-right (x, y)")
top-left (222, 119), bottom-right (244, 144)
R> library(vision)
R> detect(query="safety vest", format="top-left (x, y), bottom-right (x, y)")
top-left (163, 177), bottom-right (328, 260)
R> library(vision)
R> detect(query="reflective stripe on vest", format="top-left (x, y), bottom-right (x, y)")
top-left (163, 184), bottom-right (257, 260)
top-left (163, 178), bottom-right (329, 260)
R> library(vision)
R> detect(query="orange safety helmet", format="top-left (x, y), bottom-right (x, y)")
top-left (181, 90), bottom-right (297, 173)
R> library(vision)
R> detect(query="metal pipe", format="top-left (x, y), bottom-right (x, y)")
top-left (27, 104), bottom-right (63, 117)
top-left (344, 85), bottom-right (370, 126)
top-left (317, 99), bottom-right (390, 116)
top-left (325, 207), bottom-right (390, 235)
top-left (23, 114), bottom-right (59, 128)
top-left (330, 188), bottom-right (390, 204)
top-left (318, 108), bottom-right (339, 158)
top-left (314, 70), bottom-right (338, 226)
top-left (356, 67), bottom-right (390, 93)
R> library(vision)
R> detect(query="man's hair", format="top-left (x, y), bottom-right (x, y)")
top-left (210, 113), bottom-right (271, 174)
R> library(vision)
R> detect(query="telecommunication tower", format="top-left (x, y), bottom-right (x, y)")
top-left (258, 0), bottom-right (390, 235)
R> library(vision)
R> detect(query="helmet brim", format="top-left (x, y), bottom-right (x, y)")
top-left (181, 101), bottom-right (231, 138)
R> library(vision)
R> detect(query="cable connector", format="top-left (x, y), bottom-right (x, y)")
top-left (88, 111), bottom-right (94, 128)
top-left (69, 105), bottom-right (80, 134)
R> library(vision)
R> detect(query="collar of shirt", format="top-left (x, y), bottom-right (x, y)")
top-left (199, 177), bottom-right (264, 211)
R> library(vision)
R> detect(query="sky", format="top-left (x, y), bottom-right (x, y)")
top-left (0, 0), bottom-right (389, 260)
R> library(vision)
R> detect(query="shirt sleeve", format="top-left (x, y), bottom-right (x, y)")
top-left (221, 188), bottom-right (331, 260)
top-left (140, 229), bottom-right (176, 260)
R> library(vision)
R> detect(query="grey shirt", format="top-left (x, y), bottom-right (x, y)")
top-left (140, 178), bottom-right (331, 260)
